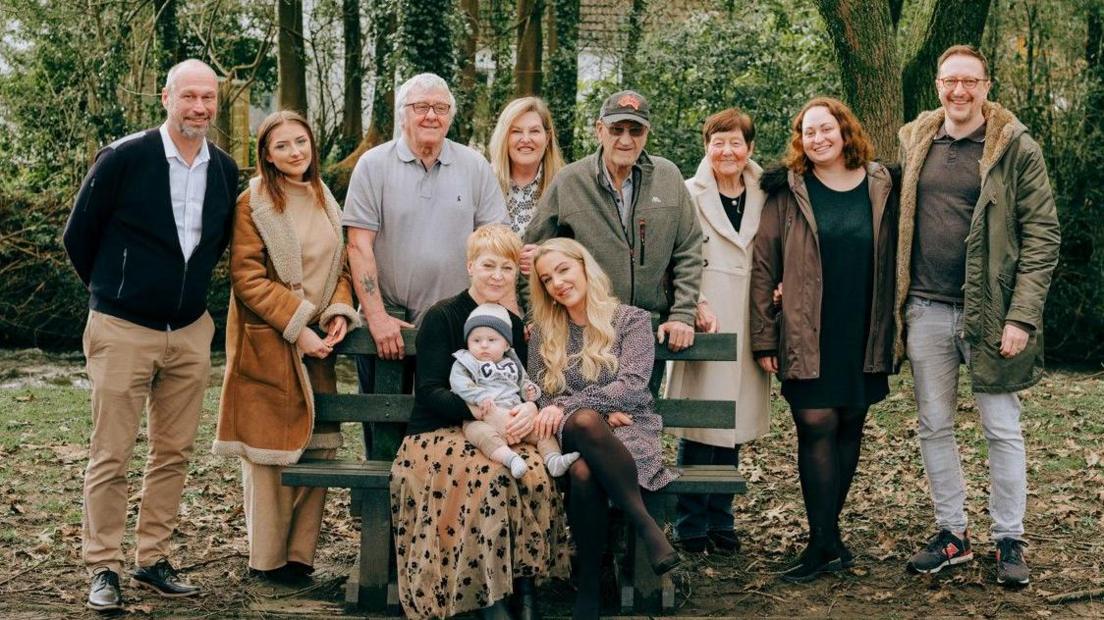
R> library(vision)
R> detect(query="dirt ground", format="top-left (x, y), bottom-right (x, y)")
top-left (0, 348), bottom-right (1101, 618)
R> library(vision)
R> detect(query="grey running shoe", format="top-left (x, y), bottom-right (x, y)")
top-left (996, 538), bottom-right (1030, 586)
top-left (907, 529), bottom-right (973, 574)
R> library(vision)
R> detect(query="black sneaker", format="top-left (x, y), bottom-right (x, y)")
top-left (907, 529), bottom-right (973, 574)
top-left (780, 543), bottom-right (843, 584)
top-left (996, 538), bottom-right (1030, 587)
top-left (87, 568), bottom-right (123, 611)
top-left (130, 559), bottom-right (200, 597)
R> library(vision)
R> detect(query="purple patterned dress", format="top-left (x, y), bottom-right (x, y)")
top-left (528, 304), bottom-right (678, 490)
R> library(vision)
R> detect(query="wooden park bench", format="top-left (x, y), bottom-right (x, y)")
top-left (282, 327), bottom-right (745, 615)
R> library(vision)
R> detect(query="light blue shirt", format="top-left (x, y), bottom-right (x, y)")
top-left (159, 123), bottom-right (210, 260)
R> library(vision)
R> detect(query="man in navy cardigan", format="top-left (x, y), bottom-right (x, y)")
top-left (63, 59), bottom-right (238, 612)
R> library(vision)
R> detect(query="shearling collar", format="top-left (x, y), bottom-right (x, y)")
top-left (899, 101), bottom-right (1025, 184)
top-left (247, 176), bottom-right (345, 308)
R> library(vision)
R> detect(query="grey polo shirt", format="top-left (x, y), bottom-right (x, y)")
top-left (342, 137), bottom-right (508, 323)
top-left (910, 122), bottom-right (985, 303)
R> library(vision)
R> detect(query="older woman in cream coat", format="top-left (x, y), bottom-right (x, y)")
top-left (666, 108), bottom-right (771, 554)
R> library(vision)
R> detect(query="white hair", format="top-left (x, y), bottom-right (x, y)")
top-left (393, 73), bottom-right (456, 139)
top-left (164, 59), bottom-right (218, 93)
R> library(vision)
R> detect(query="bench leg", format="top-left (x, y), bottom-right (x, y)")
top-left (621, 493), bottom-right (675, 614)
top-left (345, 489), bottom-right (391, 612)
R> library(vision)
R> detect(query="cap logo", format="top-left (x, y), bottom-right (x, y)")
top-left (617, 95), bottom-right (641, 110)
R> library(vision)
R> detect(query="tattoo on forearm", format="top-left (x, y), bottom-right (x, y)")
top-left (360, 274), bottom-right (377, 296)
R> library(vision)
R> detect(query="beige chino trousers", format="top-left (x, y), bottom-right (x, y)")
top-left (81, 310), bottom-right (214, 575)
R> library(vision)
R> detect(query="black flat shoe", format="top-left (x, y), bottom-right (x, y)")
top-left (780, 544), bottom-right (843, 584)
top-left (652, 550), bottom-right (683, 575)
top-left (676, 536), bottom-right (709, 554)
top-left (708, 530), bottom-right (742, 554)
top-left (477, 598), bottom-right (513, 620)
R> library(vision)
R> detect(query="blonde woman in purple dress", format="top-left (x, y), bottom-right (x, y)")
top-left (528, 237), bottom-right (680, 620)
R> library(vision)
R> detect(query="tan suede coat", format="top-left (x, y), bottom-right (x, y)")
top-left (213, 177), bottom-right (360, 465)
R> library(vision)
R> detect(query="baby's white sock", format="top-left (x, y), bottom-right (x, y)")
top-left (544, 451), bottom-right (581, 477)
top-left (492, 446), bottom-right (529, 478)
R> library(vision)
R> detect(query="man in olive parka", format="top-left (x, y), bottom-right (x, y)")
top-left (896, 45), bottom-right (1060, 587)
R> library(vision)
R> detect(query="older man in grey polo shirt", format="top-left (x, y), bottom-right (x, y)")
top-left (343, 73), bottom-right (507, 374)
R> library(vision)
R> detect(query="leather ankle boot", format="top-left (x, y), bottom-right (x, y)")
top-left (511, 577), bottom-right (538, 620)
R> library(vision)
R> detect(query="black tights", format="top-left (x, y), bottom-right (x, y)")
top-left (562, 409), bottom-right (673, 619)
top-left (791, 406), bottom-right (868, 547)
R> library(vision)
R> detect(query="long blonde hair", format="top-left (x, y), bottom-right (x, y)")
top-left (489, 97), bottom-right (564, 198)
top-left (529, 238), bottom-right (620, 394)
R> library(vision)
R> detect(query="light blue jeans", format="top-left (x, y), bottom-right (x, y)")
top-left (905, 296), bottom-right (1026, 542)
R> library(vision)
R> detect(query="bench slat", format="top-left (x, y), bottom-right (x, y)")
top-left (283, 460), bottom-right (745, 494)
top-left (330, 328), bottom-right (736, 361)
top-left (316, 393), bottom-right (735, 429)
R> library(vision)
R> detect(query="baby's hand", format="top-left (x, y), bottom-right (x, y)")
top-left (479, 398), bottom-right (496, 419)
top-left (524, 384), bottom-right (539, 402)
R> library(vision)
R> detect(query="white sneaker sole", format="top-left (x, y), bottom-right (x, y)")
top-left (910, 551), bottom-right (974, 574)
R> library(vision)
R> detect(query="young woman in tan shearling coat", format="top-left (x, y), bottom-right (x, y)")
top-left (213, 110), bottom-right (360, 583)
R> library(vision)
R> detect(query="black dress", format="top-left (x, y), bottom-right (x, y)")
top-left (781, 173), bottom-right (889, 410)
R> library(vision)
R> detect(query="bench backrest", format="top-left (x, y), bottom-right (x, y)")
top-left (321, 328), bottom-right (738, 458)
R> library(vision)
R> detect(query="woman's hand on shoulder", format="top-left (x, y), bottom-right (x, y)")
top-left (534, 405), bottom-right (564, 440)
top-left (607, 412), bottom-right (634, 428)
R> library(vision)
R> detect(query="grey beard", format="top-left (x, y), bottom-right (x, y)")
top-left (177, 120), bottom-right (208, 140)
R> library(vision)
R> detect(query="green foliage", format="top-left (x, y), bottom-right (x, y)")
top-left (394, 0), bottom-right (457, 83)
top-left (547, 0), bottom-right (581, 160)
top-left (611, 6), bottom-right (840, 175)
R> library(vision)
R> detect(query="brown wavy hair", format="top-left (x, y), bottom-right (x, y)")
top-left (255, 110), bottom-right (325, 212)
top-left (783, 97), bottom-right (874, 174)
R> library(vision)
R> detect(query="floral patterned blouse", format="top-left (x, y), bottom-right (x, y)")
top-left (507, 166), bottom-right (543, 236)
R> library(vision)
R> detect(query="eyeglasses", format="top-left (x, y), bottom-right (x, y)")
top-left (938, 77), bottom-right (987, 90)
top-left (406, 102), bottom-right (451, 116)
top-left (606, 125), bottom-right (647, 137)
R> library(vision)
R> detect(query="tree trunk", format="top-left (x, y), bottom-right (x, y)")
top-left (277, 0), bottom-right (309, 115)
top-left (622, 0), bottom-right (647, 88)
top-left (547, 0), bottom-right (579, 159)
top-left (341, 0), bottom-right (364, 155)
top-left (814, 0), bottom-right (902, 160)
top-left (456, 0), bottom-right (480, 143)
top-left (153, 0), bottom-right (182, 74)
top-left (901, 0), bottom-right (992, 121)
top-left (515, 0), bottom-right (544, 96)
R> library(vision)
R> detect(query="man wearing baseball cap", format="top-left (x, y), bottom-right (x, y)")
top-left (523, 89), bottom-right (703, 390)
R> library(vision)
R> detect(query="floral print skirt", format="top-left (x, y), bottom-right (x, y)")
top-left (390, 427), bottom-right (571, 619)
